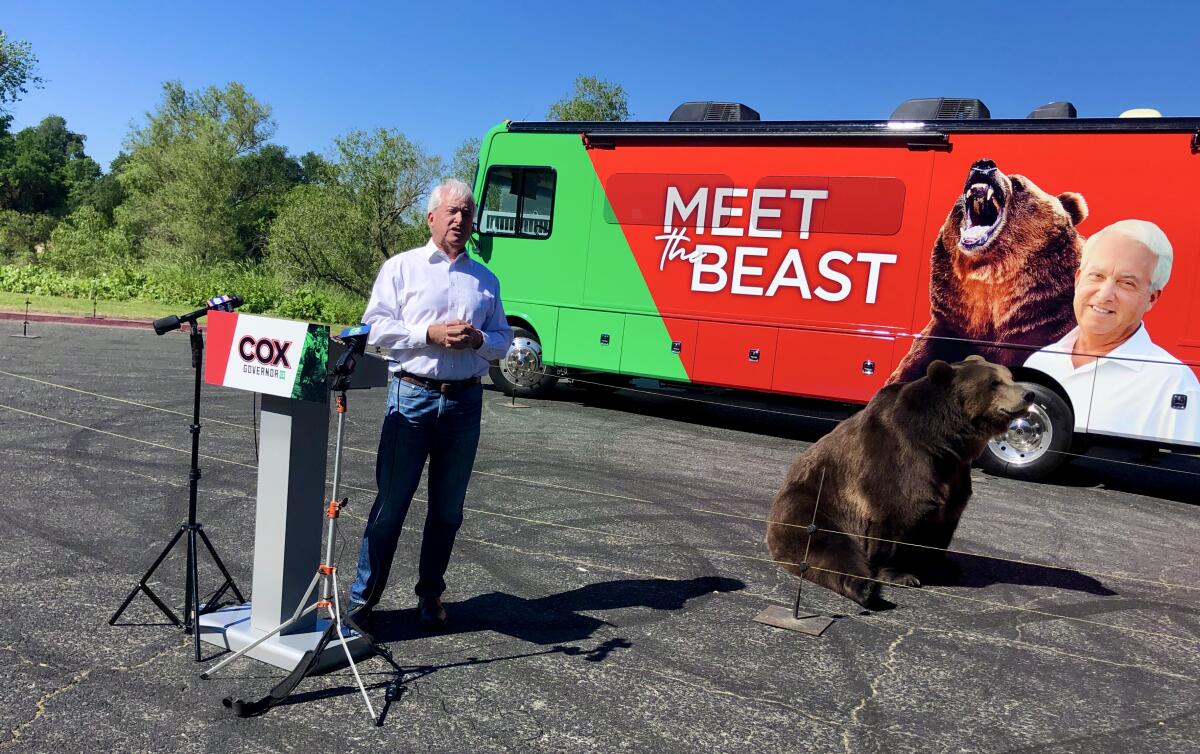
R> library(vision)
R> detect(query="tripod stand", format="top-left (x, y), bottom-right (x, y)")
top-left (110, 322), bottom-right (245, 661)
top-left (202, 328), bottom-right (401, 724)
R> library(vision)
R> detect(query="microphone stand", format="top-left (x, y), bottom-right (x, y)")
top-left (110, 320), bottom-right (245, 661)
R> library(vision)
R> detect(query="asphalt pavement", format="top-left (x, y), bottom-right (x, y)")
top-left (0, 320), bottom-right (1197, 753)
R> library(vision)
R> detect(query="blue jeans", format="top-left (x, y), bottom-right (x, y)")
top-left (349, 377), bottom-right (483, 608)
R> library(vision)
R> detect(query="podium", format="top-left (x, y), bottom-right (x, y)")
top-left (197, 311), bottom-right (389, 670)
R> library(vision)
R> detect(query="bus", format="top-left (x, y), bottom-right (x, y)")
top-left (469, 98), bottom-right (1200, 480)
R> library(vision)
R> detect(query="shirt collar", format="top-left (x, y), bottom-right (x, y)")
top-left (426, 239), bottom-right (471, 266)
top-left (1047, 324), bottom-right (1150, 372)
top-left (1098, 323), bottom-right (1152, 371)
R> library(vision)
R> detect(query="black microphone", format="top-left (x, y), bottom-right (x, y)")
top-left (153, 294), bottom-right (244, 335)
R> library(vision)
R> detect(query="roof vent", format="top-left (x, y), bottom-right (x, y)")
top-left (890, 98), bottom-right (990, 120)
top-left (1027, 101), bottom-right (1077, 119)
top-left (1119, 108), bottom-right (1162, 118)
top-left (669, 102), bottom-right (761, 122)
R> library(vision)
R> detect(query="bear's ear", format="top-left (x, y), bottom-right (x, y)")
top-left (1058, 192), bottom-right (1088, 226)
top-left (963, 354), bottom-right (986, 364)
top-left (927, 360), bottom-right (955, 385)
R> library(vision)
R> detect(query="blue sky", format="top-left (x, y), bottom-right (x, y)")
top-left (5, 1), bottom-right (1197, 171)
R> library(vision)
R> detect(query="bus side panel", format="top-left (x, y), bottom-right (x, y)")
top-left (587, 143), bottom-right (934, 391)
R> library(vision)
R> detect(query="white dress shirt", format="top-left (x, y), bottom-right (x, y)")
top-left (1023, 324), bottom-right (1200, 447)
top-left (362, 241), bottom-right (513, 380)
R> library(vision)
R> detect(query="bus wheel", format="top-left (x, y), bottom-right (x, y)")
top-left (977, 382), bottom-right (1073, 481)
top-left (490, 326), bottom-right (558, 398)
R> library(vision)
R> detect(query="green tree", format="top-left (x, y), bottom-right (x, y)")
top-left (0, 208), bottom-right (54, 262)
top-left (74, 152), bottom-right (129, 222)
top-left (232, 143), bottom-right (303, 259)
top-left (269, 129), bottom-right (439, 296)
top-left (268, 184), bottom-right (374, 297)
top-left (447, 137), bottom-right (480, 186)
top-left (0, 115), bottom-right (100, 216)
top-left (44, 204), bottom-right (133, 273)
top-left (334, 128), bottom-right (438, 260)
top-left (298, 151), bottom-right (333, 184)
top-left (0, 31), bottom-right (43, 114)
top-left (547, 75), bottom-right (630, 121)
top-left (118, 80), bottom-right (277, 264)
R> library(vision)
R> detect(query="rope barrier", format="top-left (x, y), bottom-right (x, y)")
top-left (4, 400), bottom-right (1198, 653)
top-left (554, 369), bottom-right (1200, 476)
top-left (5, 364), bottom-right (1199, 477)
top-left (2, 368), bottom-right (1197, 595)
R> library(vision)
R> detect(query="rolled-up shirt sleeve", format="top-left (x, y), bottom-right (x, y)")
top-left (362, 257), bottom-right (428, 352)
top-left (477, 281), bottom-right (513, 362)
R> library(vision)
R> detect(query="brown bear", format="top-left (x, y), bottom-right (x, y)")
top-left (767, 356), bottom-right (1033, 608)
top-left (888, 159), bottom-right (1087, 384)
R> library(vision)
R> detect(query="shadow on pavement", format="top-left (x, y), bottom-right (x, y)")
top-left (370, 575), bottom-right (745, 648)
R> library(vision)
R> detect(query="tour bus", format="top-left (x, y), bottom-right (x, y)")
top-left (469, 99), bottom-right (1200, 480)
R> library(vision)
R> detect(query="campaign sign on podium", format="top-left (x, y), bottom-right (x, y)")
top-left (197, 311), bottom-right (382, 671)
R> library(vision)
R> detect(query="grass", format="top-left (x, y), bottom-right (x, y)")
top-left (0, 291), bottom-right (178, 321)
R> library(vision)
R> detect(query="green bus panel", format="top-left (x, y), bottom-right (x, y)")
top-left (474, 133), bottom-right (594, 310)
top-left (583, 188), bottom-right (657, 313)
top-left (620, 315), bottom-right (694, 380)
top-left (555, 309), bottom-right (625, 372)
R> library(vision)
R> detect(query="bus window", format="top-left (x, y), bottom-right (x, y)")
top-left (478, 166), bottom-right (556, 239)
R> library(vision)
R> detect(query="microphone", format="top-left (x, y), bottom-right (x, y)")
top-left (153, 294), bottom-right (244, 336)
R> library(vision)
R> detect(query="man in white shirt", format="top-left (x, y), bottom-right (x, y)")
top-left (348, 178), bottom-right (513, 630)
top-left (1024, 219), bottom-right (1200, 446)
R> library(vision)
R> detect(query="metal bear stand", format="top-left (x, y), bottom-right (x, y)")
top-left (755, 468), bottom-right (834, 637)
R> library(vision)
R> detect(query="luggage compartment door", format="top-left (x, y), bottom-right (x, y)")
top-left (692, 321), bottom-right (779, 391)
top-left (554, 309), bottom-right (625, 372)
top-left (773, 329), bottom-right (896, 402)
top-left (620, 315), bottom-right (697, 380)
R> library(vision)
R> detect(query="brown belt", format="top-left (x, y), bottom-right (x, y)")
top-left (398, 371), bottom-right (481, 394)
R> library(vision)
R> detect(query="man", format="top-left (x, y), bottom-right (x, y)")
top-left (1024, 219), bottom-right (1199, 446)
top-left (348, 178), bottom-right (513, 630)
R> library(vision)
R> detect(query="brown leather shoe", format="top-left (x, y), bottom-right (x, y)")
top-left (417, 596), bottom-right (448, 630)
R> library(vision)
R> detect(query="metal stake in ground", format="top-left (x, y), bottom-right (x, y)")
top-left (109, 319), bottom-right (245, 660)
top-left (10, 298), bottom-right (41, 339)
top-left (754, 467), bottom-right (834, 636)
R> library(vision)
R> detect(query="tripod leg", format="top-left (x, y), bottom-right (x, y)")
top-left (110, 527), bottom-right (186, 626)
top-left (188, 528), bottom-right (203, 661)
top-left (331, 580), bottom-right (378, 723)
top-left (197, 527), bottom-right (246, 604)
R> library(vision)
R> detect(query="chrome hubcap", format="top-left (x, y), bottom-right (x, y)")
top-left (500, 337), bottom-right (543, 388)
top-left (988, 402), bottom-right (1053, 466)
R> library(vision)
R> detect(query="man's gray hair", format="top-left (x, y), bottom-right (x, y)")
top-left (427, 178), bottom-right (475, 214)
top-left (1081, 219), bottom-right (1174, 291)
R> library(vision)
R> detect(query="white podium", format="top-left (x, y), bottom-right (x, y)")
top-left (196, 312), bottom-right (389, 670)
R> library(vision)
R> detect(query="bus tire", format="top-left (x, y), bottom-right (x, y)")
top-left (977, 381), bottom-right (1073, 481)
top-left (490, 326), bottom-right (558, 398)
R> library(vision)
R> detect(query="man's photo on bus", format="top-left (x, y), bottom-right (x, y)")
top-left (1023, 219), bottom-right (1200, 445)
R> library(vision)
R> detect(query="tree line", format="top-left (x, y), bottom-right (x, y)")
top-left (0, 30), bottom-right (628, 322)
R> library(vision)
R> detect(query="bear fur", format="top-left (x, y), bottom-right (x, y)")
top-left (889, 159), bottom-right (1087, 384)
top-left (766, 356), bottom-right (1032, 608)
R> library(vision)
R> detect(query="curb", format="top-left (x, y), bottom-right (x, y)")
top-left (0, 310), bottom-right (153, 330)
